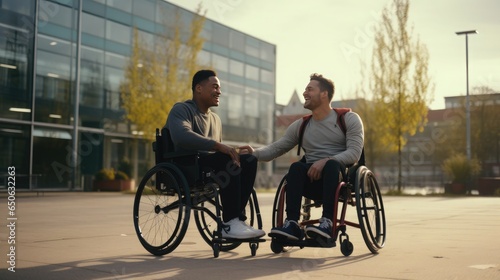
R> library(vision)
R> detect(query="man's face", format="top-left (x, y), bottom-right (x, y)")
top-left (303, 80), bottom-right (325, 110)
top-left (198, 76), bottom-right (221, 108)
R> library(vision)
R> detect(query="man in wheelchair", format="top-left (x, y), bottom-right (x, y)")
top-left (164, 70), bottom-right (265, 240)
top-left (240, 73), bottom-right (364, 241)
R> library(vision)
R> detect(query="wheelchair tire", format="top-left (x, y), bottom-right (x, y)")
top-left (271, 175), bottom-right (287, 228)
top-left (193, 189), bottom-right (260, 252)
top-left (354, 166), bottom-right (386, 254)
top-left (133, 163), bottom-right (191, 256)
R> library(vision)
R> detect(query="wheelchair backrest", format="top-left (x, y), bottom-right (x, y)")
top-left (153, 127), bottom-right (203, 187)
top-left (153, 127), bottom-right (175, 164)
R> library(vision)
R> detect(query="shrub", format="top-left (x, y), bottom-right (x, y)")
top-left (95, 168), bottom-right (115, 181)
top-left (442, 153), bottom-right (481, 184)
top-left (117, 158), bottom-right (132, 178)
top-left (115, 170), bottom-right (129, 180)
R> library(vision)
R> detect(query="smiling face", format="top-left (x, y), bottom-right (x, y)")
top-left (195, 76), bottom-right (221, 112)
top-left (303, 80), bottom-right (325, 110)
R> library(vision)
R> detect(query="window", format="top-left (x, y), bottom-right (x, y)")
top-left (107, 0), bottom-right (132, 12)
top-left (213, 23), bottom-right (229, 46)
top-left (1, 0), bottom-right (34, 16)
top-left (39, 0), bottom-right (75, 28)
top-left (228, 94), bottom-right (242, 125)
top-left (213, 54), bottom-right (228, 72)
top-left (245, 37), bottom-right (259, 57)
top-left (106, 20), bottom-right (130, 45)
top-left (132, 0), bottom-right (155, 19)
top-left (82, 13), bottom-right (105, 38)
top-left (261, 69), bottom-right (274, 84)
top-left (229, 59), bottom-right (243, 76)
top-left (80, 47), bottom-right (104, 108)
top-left (105, 52), bottom-right (127, 69)
top-left (245, 64), bottom-right (258, 80)
top-left (197, 50), bottom-right (211, 68)
top-left (105, 66), bottom-right (124, 110)
top-left (230, 31), bottom-right (244, 52)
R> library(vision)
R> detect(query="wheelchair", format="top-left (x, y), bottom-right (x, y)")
top-left (133, 128), bottom-right (265, 258)
top-left (270, 161), bottom-right (386, 256)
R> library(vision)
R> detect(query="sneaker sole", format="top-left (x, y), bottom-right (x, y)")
top-left (222, 234), bottom-right (260, 240)
top-left (305, 228), bottom-right (331, 239)
top-left (268, 230), bottom-right (300, 241)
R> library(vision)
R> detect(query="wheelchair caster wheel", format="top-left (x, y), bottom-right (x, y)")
top-left (213, 243), bottom-right (220, 258)
top-left (270, 241), bottom-right (284, 254)
top-left (250, 243), bottom-right (258, 256)
top-left (340, 239), bottom-right (354, 256)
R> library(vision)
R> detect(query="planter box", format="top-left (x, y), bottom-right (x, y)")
top-left (444, 183), bottom-right (466, 195)
top-left (93, 179), bottom-right (135, 192)
top-left (476, 177), bottom-right (500, 196)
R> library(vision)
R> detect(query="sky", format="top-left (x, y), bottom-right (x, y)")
top-left (166, 0), bottom-right (500, 109)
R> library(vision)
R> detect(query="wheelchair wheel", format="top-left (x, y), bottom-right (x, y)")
top-left (271, 176), bottom-right (287, 228)
top-left (133, 163), bottom-right (191, 256)
top-left (194, 188), bottom-right (259, 251)
top-left (354, 166), bottom-right (386, 254)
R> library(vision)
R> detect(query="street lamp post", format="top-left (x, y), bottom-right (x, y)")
top-left (455, 30), bottom-right (477, 162)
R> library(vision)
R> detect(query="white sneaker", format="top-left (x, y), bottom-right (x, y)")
top-left (221, 218), bottom-right (259, 239)
top-left (239, 220), bottom-right (265, 238)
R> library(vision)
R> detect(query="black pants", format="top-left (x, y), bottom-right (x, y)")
top-left (285, 159), bottom-right (345, 222)
top-left (198, 152), bottom-right (257, 222)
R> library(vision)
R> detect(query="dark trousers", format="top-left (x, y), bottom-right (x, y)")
top-left (198, 152), bottom-right (257, 222)
top-left (285, 159), bottom-right (345, 222)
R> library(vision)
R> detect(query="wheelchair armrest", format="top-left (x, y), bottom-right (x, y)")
top-left (163, 150), bottom-right (214, 160)
top-left (163, 150), bottom-right (199, 160)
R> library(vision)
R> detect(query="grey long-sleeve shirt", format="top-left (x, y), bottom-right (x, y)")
top-left (253, 110), bottom-right (364, 166)
top-left (164, 100), bottom-right (222, 152)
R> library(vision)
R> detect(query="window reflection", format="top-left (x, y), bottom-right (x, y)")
top-left (0, 25), bottom-right (32, 120)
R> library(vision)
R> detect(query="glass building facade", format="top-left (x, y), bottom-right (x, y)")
top-left (0, 0), bottom-right (276, 190)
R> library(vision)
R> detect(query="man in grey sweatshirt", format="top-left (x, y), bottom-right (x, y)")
top-left (240, 73), bottom-right (364, 241)
top-left (165, 70), bottom-right (264, 239)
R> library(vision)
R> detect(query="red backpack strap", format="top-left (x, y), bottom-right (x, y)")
top-left (297, 115), bottom-right (312, 156)
top-left (332, 108), bottom-right (351, 135)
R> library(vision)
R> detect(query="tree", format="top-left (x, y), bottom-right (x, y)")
top-left (368, 0), bottom-right (433, 191)
top-left (120, 5), bottom-right (206, 141)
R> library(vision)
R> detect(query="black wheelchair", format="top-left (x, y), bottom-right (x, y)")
top-left (133, 128), bottom-right (265, 258)
top-left (270, 161), bottom-right (386, 256)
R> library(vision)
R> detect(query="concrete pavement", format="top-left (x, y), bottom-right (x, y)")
top-left (0, 191), bottom-right (499, 279)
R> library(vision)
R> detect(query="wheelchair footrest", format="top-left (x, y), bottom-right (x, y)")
top-left (270, 237), bottom-right (336, 248)
top-left (213, 237), bottom-right (266, 243)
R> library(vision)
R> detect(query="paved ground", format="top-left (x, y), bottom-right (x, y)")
top-left (0, 191), bottom-right (499, 280)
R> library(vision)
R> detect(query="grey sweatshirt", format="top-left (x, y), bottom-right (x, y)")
top-left (253, 110), bottom-right (364, 166)
top-left (164, 100), bottom-right (222, 152)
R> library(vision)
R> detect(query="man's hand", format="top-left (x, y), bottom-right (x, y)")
top-left (307, 157), bottom-right (330, 182)
top-left (213, 142), bottom-right (240, 167)
top-left (238, 145), bottom-right (254, 155)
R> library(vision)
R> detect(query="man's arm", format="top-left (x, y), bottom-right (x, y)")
top-left (332, 112), bottom-right (364, 165)
top-left (242, 119), bottom-right (301, 162)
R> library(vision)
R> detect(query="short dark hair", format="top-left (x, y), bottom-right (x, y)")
top-left (192, 70), bottom-right (217, 92)
top-left (310, 73), bottom-right (335, 101)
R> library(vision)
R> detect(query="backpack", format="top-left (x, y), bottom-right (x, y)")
top-left (296, 108), bottom-right (365, 165)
